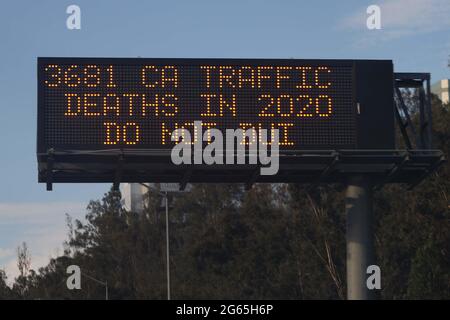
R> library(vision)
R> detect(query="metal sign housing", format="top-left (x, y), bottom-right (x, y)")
top-left (36, 57), bottom-right (407, 185)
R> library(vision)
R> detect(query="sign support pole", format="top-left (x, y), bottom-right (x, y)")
top-left (165, 191), bottom-right (171, 300)
top-left (345, 175), bottom-right (375, 300)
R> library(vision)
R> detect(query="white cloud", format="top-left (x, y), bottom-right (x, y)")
top-left (0, 202), bottom-right (86, 224)
top-left (341, 0), bottom-right (450, 42)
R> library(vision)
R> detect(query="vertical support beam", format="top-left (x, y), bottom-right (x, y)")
top-left (165, 192), bottom-right (171, 300)
top-left (46, 153), bottom-right (54, 191)
top-left (346, 175), bottom-right (375, 300)
top-left (419, 86), bottom-right (426, 149)
top-left (425, 76), bottom-right (433, 149)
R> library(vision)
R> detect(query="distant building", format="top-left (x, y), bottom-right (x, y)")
top-left (121, 183), bottom-right (148, 214)
top-left (120, 183), bottom-right (190, 214)
top-left (431, 79), bottom-right (449, 104)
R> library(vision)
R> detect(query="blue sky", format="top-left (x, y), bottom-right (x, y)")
top-left (0, 0), bottom-right (449, 280)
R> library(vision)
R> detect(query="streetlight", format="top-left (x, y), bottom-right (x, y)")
top-left (140, 183), bottom-right (186, 300)
top-left (81, 272), bottom-right (108, 300)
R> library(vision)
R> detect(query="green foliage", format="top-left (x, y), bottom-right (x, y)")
top-left (374, 102), bottom-right (450, 299)
top-left (6, 101), bottom-right (449, 300)
top-left (0, 269), bottom-right (13, 299)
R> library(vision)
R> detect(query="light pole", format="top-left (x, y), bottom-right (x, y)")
top-left (140, 183), bottom-right (185, 300)
top-left (164, 191), bottom-right (170, 300)
top-left (81, 272), bottom-right (108, 300)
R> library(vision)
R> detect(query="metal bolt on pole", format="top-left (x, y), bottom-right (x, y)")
top-left (345, 175), bottom-right (375, 300)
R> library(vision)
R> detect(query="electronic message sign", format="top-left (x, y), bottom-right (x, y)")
top-left (37, 58), bottom-right (396, 184)
top-left (37, 58), bottom-right (394, 153)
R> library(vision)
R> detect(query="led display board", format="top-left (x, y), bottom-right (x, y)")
top-left (37, 58), bottom-right (396, 184)
top-left (37, 58), bottom-right (394, 153)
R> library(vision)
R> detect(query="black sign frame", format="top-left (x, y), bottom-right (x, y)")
top-left (37, 57), bottom-right (395, 154)
top-left (37, 57), bottom-right (397, 185)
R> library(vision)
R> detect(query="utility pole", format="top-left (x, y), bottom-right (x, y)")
top-left (164, 191), bottom-right (171, 300)
top-left (345, 175), bottom-right (375, 300)
top-left (140, 183), bottom-right (188, 300)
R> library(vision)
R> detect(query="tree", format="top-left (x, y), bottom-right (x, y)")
top-left (0, 269), bottom-right (13, 299)
top-left (375, 99), bottom-right (450, 299)
top-left (13, 242), bottom-right (32, 298)
top-left (7, 98), bottom-right (449, 299)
